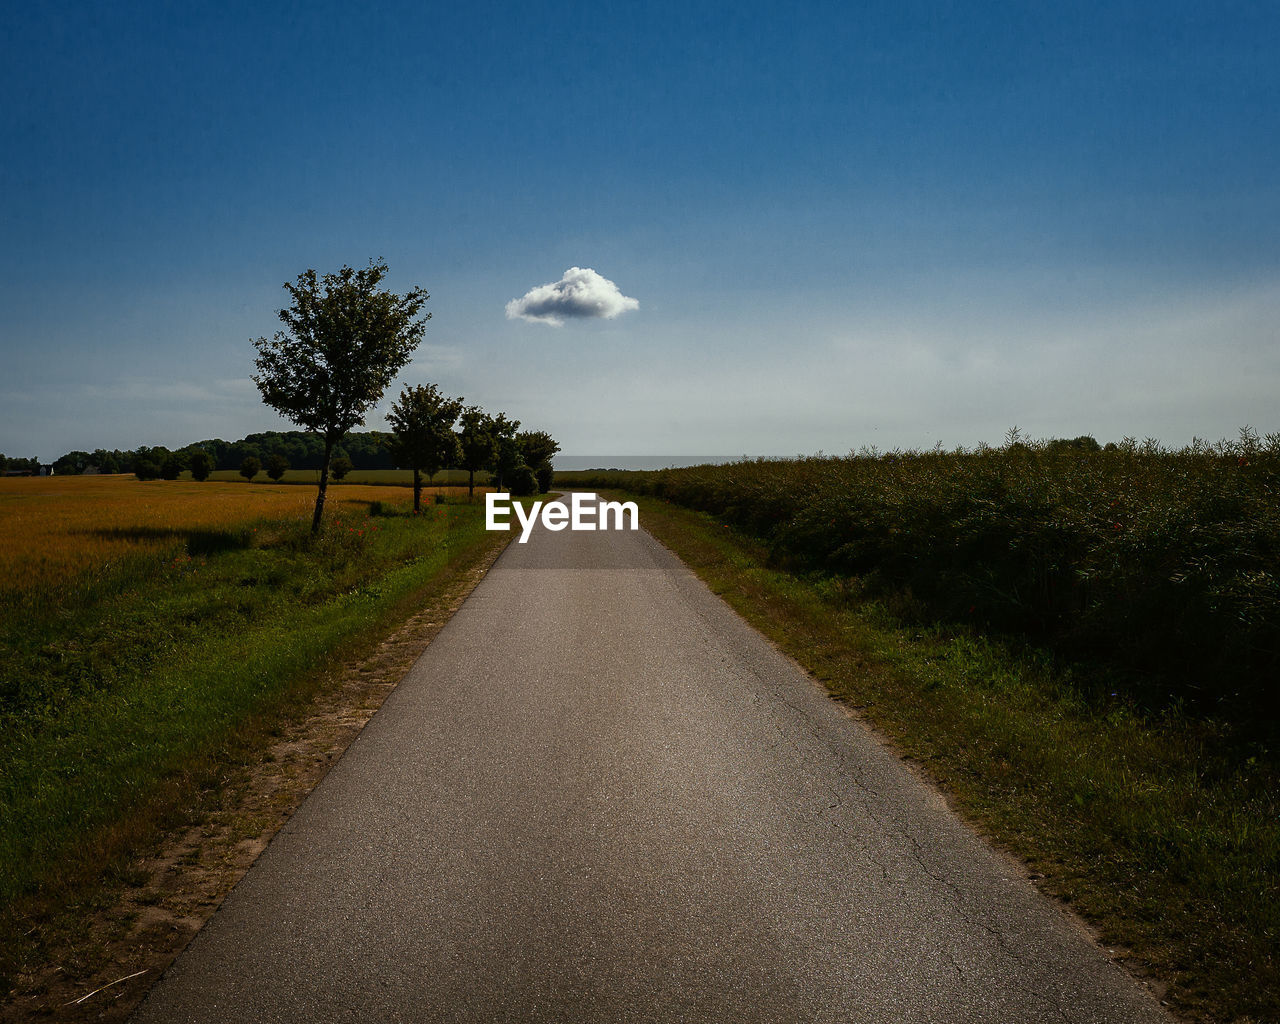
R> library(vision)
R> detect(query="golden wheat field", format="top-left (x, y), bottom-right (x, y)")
top-left (0, 474), bottom-right (464, 595)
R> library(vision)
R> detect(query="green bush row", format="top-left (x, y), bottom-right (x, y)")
top-left (582, 434), bottom-right (1280, 719)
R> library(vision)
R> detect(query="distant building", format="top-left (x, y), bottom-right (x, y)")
top-left (1, 463), bottom-right (55, 477)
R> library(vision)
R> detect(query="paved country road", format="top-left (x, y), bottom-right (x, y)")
top-left (132, 520), bottom-right (1172, 1023)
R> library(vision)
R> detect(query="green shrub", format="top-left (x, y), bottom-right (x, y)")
top-left (266, 454), bottom-right (290, 482)
top-left (595, 434), bottom-right (1280, 720)
top-left (330, 456), bottom-right (353, 481)
top-left (189, 451), bottom-right (213, 481)
top-left (509, 464), bottom-right (537, 497)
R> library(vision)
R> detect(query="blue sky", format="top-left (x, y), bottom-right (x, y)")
top-left (2, 0), bottom-right (1277, 459)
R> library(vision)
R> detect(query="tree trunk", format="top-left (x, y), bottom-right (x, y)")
top-left (312, 440), bottom-right (333, 533)
top-left (412, 467), bottom-right (422, 513)
top-left (468, 468), bottom-right (475, 501)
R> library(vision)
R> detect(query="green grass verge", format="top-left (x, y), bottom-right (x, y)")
top-left (627, 491), bottom-right (1278, 1024)
top-left (0, 496), bottom-right (509, 989)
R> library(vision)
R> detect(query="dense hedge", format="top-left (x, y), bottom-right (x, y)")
top-left (568, 435), bottom-right (1280, 718)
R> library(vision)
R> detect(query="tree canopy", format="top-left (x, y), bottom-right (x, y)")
top-left (518, 430), bottom-right (560, 471)
top-left (486, 413), bottom-right (522, 491)
top-left (266, 453), bottom-right (290, 481)
top-left (456, 406), bottom-right (497, 500)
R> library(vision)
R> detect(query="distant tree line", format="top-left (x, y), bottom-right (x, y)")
top-left (42, 419), bottom-right (560, 496)
top-left (39, 432), bottom-right (399, 480)
top-left (0, 454), bottom-right (44, 475)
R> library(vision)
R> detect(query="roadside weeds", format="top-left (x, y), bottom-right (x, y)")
top-left (627, 492), bottom-right (1277, 1024)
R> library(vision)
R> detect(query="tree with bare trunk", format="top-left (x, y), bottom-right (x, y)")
top-left (387, 384), bottom-right (463, 512)
top-left (252, 259), bottom-right (429, 532)
top-left (457, 406), bottom-right (496, 501)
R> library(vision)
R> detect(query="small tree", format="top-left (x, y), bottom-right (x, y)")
top-left (251, 259), bottom-right (430, 532)
top-left (160, 453), bottom-right (184, 480)
top-left (387, 384), bottom-right (464, 513)
top-left (486, 414), bottom-right (522, 492)
top-left (456, 406), bottom-right (496, 501)
top-left (519, 430), bottom-right (559, 493)
top-left (189, 450), bottom-right (214, 481)
top-left (509, 464), bottom-right (537, 497)
top-left (535, 463), bottom-right (554, 493)
top-left (134, 459), bottom-right (160, 481)
top-left (240, 456), bottom-right (261, 482)
top-left (266, 453), bottom-right (290, 481)
top-left (330, 456), bottom-right (353, 481)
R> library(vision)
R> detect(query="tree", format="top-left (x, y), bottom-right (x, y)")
top-left (266, 453), bottom-right (290, 481)
top-left (53, 450), bottom-right (92, 475)
top-left (387, 384), bottom-right (464, 513)
top-left (518, 430), bottom-right (559, 493)
top-left (240, 456), bottom-right (261, 482)
top-left (160, 453), bottom-right (184, 480)
top-left (508, 464), bottom-right (537, 497)
top-left (189, 450), bottom-right (214, 481)
top-left (535, 463), bottom-right (554, 494)
top-left (251, 259), bottom-right (430, 532)
top-left (134, 459), bottom-right (160, 481)
top-left (486, 413), bottom-right (522, 492)
top-left (133, 445), bottom-right (170, 476)
top-left (92, 448), bottom-right (122, 474)
top-left (226, 441), bottom-right (265, 471)
top-left (456, 406), bottom-right (496, 501)
top-left (518, 430), bottom-right (559, 471)
top-left (330, 455), bottom-right (353, 481)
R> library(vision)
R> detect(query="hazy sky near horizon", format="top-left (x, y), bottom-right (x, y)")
top-left (3, 1), bottom-right (1278, 460)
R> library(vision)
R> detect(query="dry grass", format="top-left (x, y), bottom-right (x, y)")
top-left (0, 475), bottom-right (470, 600)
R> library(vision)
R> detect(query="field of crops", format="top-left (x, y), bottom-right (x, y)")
top-left (0, 475), bottom-right (473, 610)
top-left (563, 433), bottom-right (1280, 722)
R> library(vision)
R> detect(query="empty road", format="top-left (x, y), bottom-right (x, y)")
top-left (133, 516), bottom-right (1170, 1023)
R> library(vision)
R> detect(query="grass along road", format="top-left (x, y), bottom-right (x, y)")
top-left (624, 491), bottom-right (1279, 1024)
top-left (0, 481), bottom-right (513, 1018)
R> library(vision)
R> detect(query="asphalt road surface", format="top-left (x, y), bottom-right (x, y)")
top-left (132, 517), bottom-right (1171, 1023)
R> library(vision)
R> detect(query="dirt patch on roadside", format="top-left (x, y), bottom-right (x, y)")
top-left (3, 539), bottom-right (506, 1022)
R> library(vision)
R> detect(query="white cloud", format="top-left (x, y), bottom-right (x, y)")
top-left (505, 267), bottom-right (639, 326)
